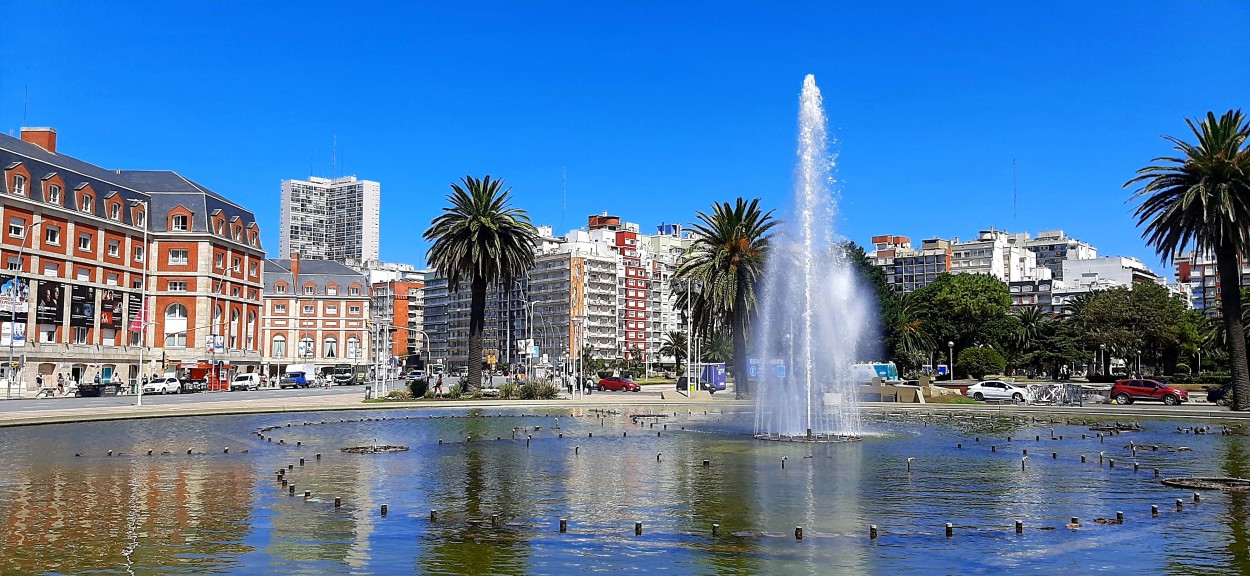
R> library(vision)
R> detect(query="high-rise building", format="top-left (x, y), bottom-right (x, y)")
top-left (279, 176), bottom-right (379, 264)
top-left (1173, 250), bottom-right (1250, 317)
top-left (1022, 230), bottom-right (1097, 281)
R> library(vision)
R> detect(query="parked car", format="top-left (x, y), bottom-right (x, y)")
top-left (280, 371), bottom-right (311, 389)
top-left (966, 380), bottom-right (1031, 404)
top-left (230, 373), bottom-right (262, 391)
top-left (143, 377), bottom-right (182, 395)
top-left (597, 376), bottom-right (640, 392)
top-left (1109, 379), bottom-right (1188, 406)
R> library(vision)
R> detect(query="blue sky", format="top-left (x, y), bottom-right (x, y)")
top-left (2, 2), bottom-right (1247, 276)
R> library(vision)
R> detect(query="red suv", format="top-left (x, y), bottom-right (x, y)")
top-left (1109, 379), bottom-right (1189, 406)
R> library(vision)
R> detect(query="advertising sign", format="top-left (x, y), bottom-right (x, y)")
top-left (70, 285), bottom-right (96, 327)
top-left (0, 274), bottom-right (30, 319)
top-left (128, 294), bottom-right (145, 333)
top-left (35, 280), bottom-right (63, 325)
top-left (204, 335), bottom-right (224, 354)
top-left (0, 322), bottom-right (26, 347)
top-left (99, 289), bottom-right (123, 330)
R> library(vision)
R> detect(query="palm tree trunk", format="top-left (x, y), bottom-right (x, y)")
top-left (466, 276), bottom-right (488, 395)
top-left (732, 291), bottom-right (749, 400)
top-left (1216, 245), bottom-right (1250, 411)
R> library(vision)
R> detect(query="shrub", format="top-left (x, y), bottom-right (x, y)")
top-left (409, 378), bottom-right (429, 398)
top-left (1174, 362), bottom-right (1191, 375)
top-left (447, 384), bottom-right (461, 398)
top-left (499, 381), bottom-right (521, 399)
top-left (520, 381), bottom-right (560, 400)
top-left (387, 389), bottom-right (412, 400)
top-left (957, 348), bottom-right (1005, 380)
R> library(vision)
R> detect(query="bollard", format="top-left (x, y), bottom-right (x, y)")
top-left (657, 453), bottom-right (662, 462)
top-left (945, 523), bottom-right (953, 538)
top-left (957, 443), bottom-right (962, 449)
top-left (624, 432), bottom-right (627, 437)
top-left (439, 439), bottom-right (443, 445)
top-left (782, 456), bottom-right (787, 469)
top-left (1081, 455), bottom-right (1086, 463)
top-left (1154, 468), bottom-right (1160, 478)
top-left (289, 464), bottom-right (294, 470)
top-left (1015, 520), bottom-right (1023, 534)
top-left (1008, 437), bottom-right (1012, 442)
top-left (635, 522), bottom-right (643, 536)
top-left (297, 441), bottom-right (301, 446)
top-left (1035, 436), bottom-right (1040, 441)
top-left (300, 458), bottom-right (305, 466)
top-left (703, 460), bottom-right (710, 467)
top-left (560, 519), bottom-right (567, 533)
top-left (381, 505), bottom-right (387, 517)
top-left (795, 526), bottom-right (803, 540)
top-left (1071, 517), bottom-right (1079, 526)
top-left (1152, 505), bottom-right (1159, 517)
top-left (870, 524), bottom-right (878, 539)
top-left (975, 437), bottom-right (979, 442)
top-left (282, 479), bottom-right (287, 487)
top-left (304, 490), bottom-right (311, 498)
top-left (335, 497), bottom-right (341, 508)
top-left (1021, 457), bottom-right (1027, 471)
top-left (224, 447), bottom-right (229, 454)
top-left (1052, 452), bottom-right (1057, 459)
top-left (1176, 499), bottom-right (1183, 512)
top-left (289, 485), bottom-right (296, 496)
top-left (1023, 449), bottom-right (1028, 456)
top-left (1099, 452), bottom-right (1104, 464)
top-left (492, 514), bottom-right (499, 527)
top-left (187, 449), bottom-right (193, 454)
top-left (316, 453), bottom-right (321, 460)
top-left (907, 457), bottom-right (914, 472)
top-left (991, 445), bottom-right (996, 452)
top-left (1194, 492), bottom-right (1201, 504)
top-left (1100, 435), bottom-right (1104, 444)
top-left (1134, 462), bottom-right (1140, 472)
top-left (712, 523), bottom-right (720, 537)
top-left (589, 433), bottom-right (593, 438)
top-left (1110, 459), bottom-right (1115, 468)
top-left (575, 446), bottom-right (580, 455)
top-left (431, 510), bottom-right (439, 522)
top-left (1116, 511), bottom-right (1123, 524)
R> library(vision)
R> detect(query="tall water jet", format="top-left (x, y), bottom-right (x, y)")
top-left (752, 75), bottom-right (872, 441)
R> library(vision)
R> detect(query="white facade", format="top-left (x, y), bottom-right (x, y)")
top-left (1061, 256), bottom-right (1161, 288)
top-left (279, 176), bottom-right (380, 264)
top-left (950, 230), bottom-right (1051, 282)
top-left (1024, 230), bottom-right (1097, 280)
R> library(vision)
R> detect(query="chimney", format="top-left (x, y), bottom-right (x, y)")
top-left (290, 252), bottom-right (300, 290)
top-left (20, 127), bottom-right (57, 154)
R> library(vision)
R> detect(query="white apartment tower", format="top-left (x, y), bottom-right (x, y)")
top-left (279, 176), bottom-right (380, 263)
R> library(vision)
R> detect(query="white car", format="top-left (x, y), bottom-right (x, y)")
top-left (966, 380), bottom-right (1031, 404)
top-left (143, 377), bottom-right (182, 395)
top-left (231, 373), bottom-right (262, 391)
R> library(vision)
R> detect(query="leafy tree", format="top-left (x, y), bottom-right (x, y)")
top-left (1023, 319), bottom-right (1085, 379)
top-left (957, 347), bottom-right (1006, 380)
top-left (424, 176), bottom-right (537, 393)
top-left (888, 292), bottom-right (935, 373)
top-left (676, 198), bottom-right (777, 398)
top-left (701, 332), bottom-right (733, 364)
top-left (659, 331), bottom-right (688, 375)
top-left (1127, 110), bottom-right (1250, 410)
top-left (910, 273), bottom-right (1012, 350)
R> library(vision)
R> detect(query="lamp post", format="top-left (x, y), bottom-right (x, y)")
top-left (1099, 344), bottom-right (1105, 376)
top-left (1136, 349), bottom-right (1142, 377)
top-left (6, 219), bottom-right (46, 398)
top-left (127, 199), bottom-right (149, 406)
top-left (948, 341), bottom-right (955, 382)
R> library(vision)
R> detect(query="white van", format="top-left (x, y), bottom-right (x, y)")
top-left (231, 373), bottom-right (263, 391)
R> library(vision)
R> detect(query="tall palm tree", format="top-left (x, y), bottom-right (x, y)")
top-left (1013, 306), bottom-right (1047, 351)
top-left (1127, 110), bottom-right (1250, 410)
top-left (891, 292), bottom-right (935, 361)
top-left (675, 198), bottom-right (777, 398)
top-left (424, 175), bottom-right (537, 394)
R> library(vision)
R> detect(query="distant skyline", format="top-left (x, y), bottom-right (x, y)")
top-left (2, 2), bottom-right (1247, 277)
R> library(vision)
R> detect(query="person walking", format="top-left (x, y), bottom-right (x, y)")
top-left (434, 373), bottom-right (445, 397)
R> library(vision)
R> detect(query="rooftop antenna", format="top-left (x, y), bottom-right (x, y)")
top-left (559, 167), bottom-right (566, 233)
top-left (332, 134), bottom-right (337, 179)
top-left (23, 86), bottom-right (29, 126)
top-left (1012, 158), bottom-right (1018, 227)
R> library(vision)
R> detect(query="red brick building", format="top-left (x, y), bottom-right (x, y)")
top-left (0, 128), bottom-right (264, 394)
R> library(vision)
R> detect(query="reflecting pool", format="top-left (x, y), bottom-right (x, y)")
top-left (0, 408), bottom-right (1247, 574)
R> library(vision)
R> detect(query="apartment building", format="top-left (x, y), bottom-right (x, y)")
top-left (870, 235), bottom-right (953, 293)
top-left (1023, 230), bottom-right (1097, 281)
top-left (1, 128), bottom-right (264, 394)
top-left (279, 176), bottom-right (380, 264)
top-left (260, 255), bottom-right (370, 379)
top-left (1174, 251), bottom-right (1250, 317)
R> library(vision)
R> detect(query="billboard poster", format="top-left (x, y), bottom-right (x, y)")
top-left (0, 321), bottom-right (26, 347)
top-left (70, 285), bottom-right (96, 327)
top-left (99, 288), bottom-right (123, 330)
top-left (35, 280), bottom-right (63, 325)
top-left (127, 293), bottom-right (145, 333)
top-left (0, 274), bottom-right (31, 319)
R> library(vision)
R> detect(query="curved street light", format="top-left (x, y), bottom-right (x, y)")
top-left (6, 219), bottom-right (47, 398)
top-left (947, 341), bottom-right (955, 382)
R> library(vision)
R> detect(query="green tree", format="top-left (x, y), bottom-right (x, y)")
top-left (889, 292), bottom-right (935, 372)
top-left (659, 331), bottom-right (688, 375)
top-left (424, 175), bottom-right (537, 394)
top-left (1128, 110), bottom-right (1250, 410)
top-left (957, 347), bottom-right (1006, 380)
top-left (676, 198), bottom-right (777, 398)
top-left (910, 273), bottom-right (1012, 350)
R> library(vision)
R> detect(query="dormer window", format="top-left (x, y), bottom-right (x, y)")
top-left (172, 215), bottom-right (188, 231)
top-left (215, 221), bottom-right (224, 235)
top-left (12, 175), bottom-right (26, 196)
top-left (47, 184), bottom-right (60, 204)
top-left (81, 194), bottom-right (93, 213)
top-left (276, 284), bottom-right (287, 294)
top-left (109, 204), bottom-right (121, 220)
top-left (304, 285), bottom-right (315, 295)
top-left (136, 210), bottom-right (146, 227)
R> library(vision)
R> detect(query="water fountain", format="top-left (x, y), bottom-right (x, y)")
top-left (753, 75), bottom-right (873, 441)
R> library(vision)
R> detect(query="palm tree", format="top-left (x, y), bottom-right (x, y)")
top-left (424, 175), bottom-right (537, 394)
top-left (1013, 306), bottom-right (1047, 351)
top-left (891, 292), bottom-right (935, 362)
top-left (675, 198), bottom-right (777, 398)
top-left (1127, 110), bottom-right (1250, 410)
top-left (659, 331), bottom-right (688, 376)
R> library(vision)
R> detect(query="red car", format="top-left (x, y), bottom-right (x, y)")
top-left (1109, 379), bottom-right (1189, 406)
top-left (597, 377), bottom-right (641, 392)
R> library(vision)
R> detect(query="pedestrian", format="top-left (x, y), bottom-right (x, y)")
top-left (36, 374), bottom-right (43, 389)
top-left (94, 373), bottom-right (101, 386)
top-left (434, 373), bottom-right (445, 397)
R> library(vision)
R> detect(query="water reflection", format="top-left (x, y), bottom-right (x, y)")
top-left (0, 410), bottom-right (1247, 574)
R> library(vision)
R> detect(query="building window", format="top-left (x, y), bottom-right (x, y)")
top-left (168, 281), bottom-right (187, 292)
top-left (327, 286), bottom-right (338, 296)
top-left (77, 233), bottom-right (92, 252)
top-left (349, 286), bottom-right (361, 296)
top-left (44, 226), bottom-right (60, 245)
top-left (272, 335), bottom-right (287, 358)
top-left (72, 327), bottom-right (88, 344)
top-left (134, 246), bottom-right (145, 263)
top-left (168, 249), bottom-right (188, 265)
top-left (81, 195), bottom-right (93, 213)
top-left (323, 337), bottom-right (337, 358)
top-left (276, 284), bottom-right (287, 294)
top-left (232, 287), bottom-right (239, 297)
top-left (232, 257), bottom-right (240, 271)
top-left (165, 332), bottom-right (187, 348)
top-left (136, 210), bottom-right (146, 226)
top-left (215, 253), bottom-right (224, 268)
top-left (249, 262), bottom-right (258, 277)
top-left (347, 336), bottom-right (360, 359)
top-left (302, 304), bottom-right (314, 314)
top-left (107, 239), bottom-right (120, 257)
top-left (12, 174), bottom-right (26, 195)
top-left (349, 306), bottom-right (361, 315)
top-left (47, 184), bottom-right (60, 204)
top-left (304, 286), bottom-right (315, 295)
top-left (275, 304), bottom-right (287, 314)
top-left (109, 204), bottom-right (121, 220)
top-left (172, 214), bottom-right (188, 231)
top-left (299, 336), bottom-right (314, 358)
top-left (326, 305), bottom-right (338, 314)
top-left (7, 217), bottom-right (25, 238)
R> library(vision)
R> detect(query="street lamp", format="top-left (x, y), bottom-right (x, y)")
top-left (1136, 349), bottom-right (1142, 377)
top-left (127, 199), bottom-right (149, 406)
top-left (1099, 344), bottom-right (1105, 376)
top-left (6, 219), bottom-right (46, 398)
top-left (947, 341), bottom-right (955, 382)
